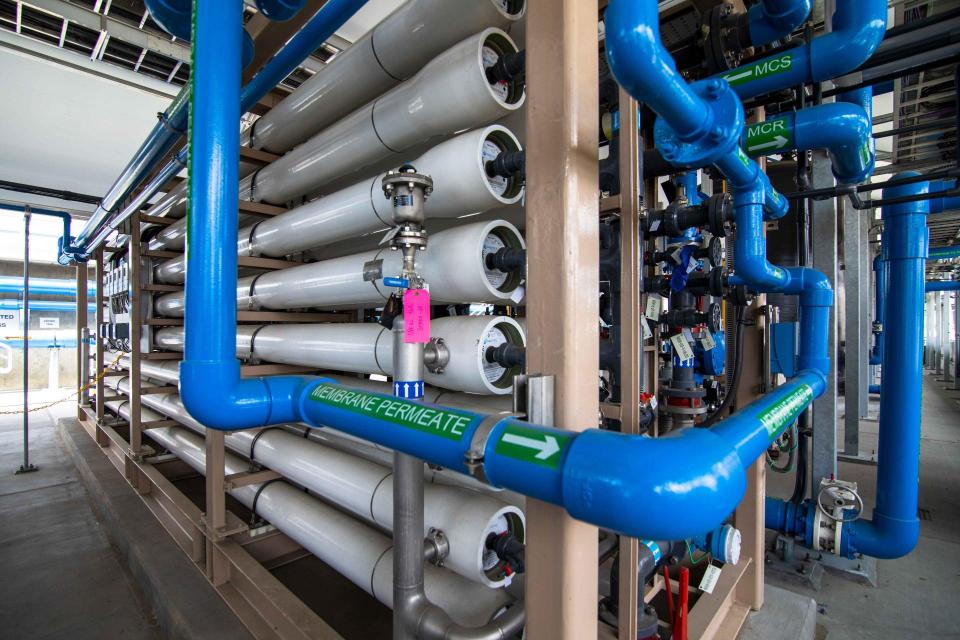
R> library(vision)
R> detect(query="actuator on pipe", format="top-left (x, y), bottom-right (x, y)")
top-left (248, 0), bottom-right (525, 153)
top-left (241, 29), bottom-right (526, 204)
top-left (155, 219), bottom-right (526, 310)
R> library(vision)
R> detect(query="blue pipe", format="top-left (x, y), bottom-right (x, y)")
top-left (604, 0), bottom-right (788, 221)
top-left (868, 384), bottom-right (881, 395)
top-left (63, 0), bottom-right (362, 264)
top-left (747, 0), bottom-right (812, 47)
top-left (0, 276), bottom-right (94, 297)
top-left (715, 0), bottom-right (887, 99)
top-left (0, 203), bottom-right (82, 261)
top-left (743, 103), bottom-right (874, 185)
top-left (177, 0), bottom-right (842, 542)
top-left (929, 246), bottom-right (960, 260)
top-left (0, 300), bottom-right (94, 312)
top-left (926, 280), bottom-right (960, 292)
top-left (769, 174), bottom-right (928, 559)
top-left (927, 180), bottom-right (960, 214)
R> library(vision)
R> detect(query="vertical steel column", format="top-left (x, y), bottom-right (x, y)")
top-left (810, 151), bottom-right (839, 485)
top-left (616, 90), bottom-right (641, 640)
top-left (524, 0), bottom-right (599, 636)
top-left (842, 203), bottom-right (865, 455)
top-left (95, 248), bottom-right (105, 425)
top-left (934, 293), bottom-right (944, 376)
top-left (859, 216), bottom-right (871, 416)
top-left (16, 208), bottom-right (38, 474)
top-left (76, 261), bottom-right (89, 417)
top-left (128, 213), bottom-right (142, 457)
top-left (940, 293), bottom-right (950, 380)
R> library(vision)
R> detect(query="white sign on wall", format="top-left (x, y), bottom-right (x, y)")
top-left (0, 311), bottom-right (20, 331)
top-left (39, 317), bottom-right (60, 329)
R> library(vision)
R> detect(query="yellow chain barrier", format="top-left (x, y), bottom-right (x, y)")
top-left (0, 352), bottom-right (125, 415)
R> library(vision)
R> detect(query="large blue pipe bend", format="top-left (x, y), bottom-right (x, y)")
top-left (604, 0), bottom-right (789, 222)
top-left (715, 0), bottom-right (887, 99)
top-left (769, 174), bottom-right (927, 559)
top-left (748, 0), bottom-right (812, 48)
top-left (180, 0), bottom-right (832, 543)
top-left (743, 103), bottom-right (874, 185)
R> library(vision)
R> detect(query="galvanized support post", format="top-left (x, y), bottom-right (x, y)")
top-left (524, 0), bottom-right (600, 635)
top-left (953, 292), bottom-right (960, 390)
top-left (95, 248), bottom-right (105, 426)
top-left (842, 204), bottom-right (866, 456)
top-left (811, 151), bottom-right (839, 486)
top-left (858, 219), bottom-right (871, 417)
top-left (16, 207), bottom-right (38, 475)
top-left (76, 260), bottom-right (89, 416)
top-left (129, 213), bottom-right (143, 457)
top-left (616, 89), bottom-right (642, 640)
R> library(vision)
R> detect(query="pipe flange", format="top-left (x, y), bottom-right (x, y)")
top-left (464, 414), bottom-right (513, 483)
top-left (424, 337), bottom-right (450, 374)
top-left (655, 79), bottom-right (744, 170)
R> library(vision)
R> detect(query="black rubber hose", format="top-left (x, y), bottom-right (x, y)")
top-left (790, 410), bottom-right (809, 503)
top-left (699, 305), bottom-right (746, 427)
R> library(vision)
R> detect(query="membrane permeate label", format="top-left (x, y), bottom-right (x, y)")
top-left (758, 383), bottom-right (814, 438)
top-left (307, 384), bottom-right (473, 441)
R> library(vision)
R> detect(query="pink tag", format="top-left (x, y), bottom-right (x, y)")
top-left (403, 289), bottom-right (430, 343)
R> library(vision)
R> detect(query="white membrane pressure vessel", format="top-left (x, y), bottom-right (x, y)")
top-left (105, 399), bottom-right (517, 617)
top-left (154, 220), bottom-right (525, 314)
top-left (107, 380), bottom-right (524, 589)
top-left (154, 315), bottom-right (525, 395)
top-left (247, 0), bottom-right (525, 154)
top-left (240, 29), bottom-right (525, 205)
top-left (152, 126), bottom-right (524, 275)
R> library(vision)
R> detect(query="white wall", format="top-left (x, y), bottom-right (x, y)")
top-left (0, 46), bottom-right (172, 198)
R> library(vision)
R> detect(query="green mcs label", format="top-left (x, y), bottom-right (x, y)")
top-left (723, 53), bottom-right (794, 88)
top-left (307, 384), bottom-right (473, 441)
top-left (758, 383), bottom-right (814, 438)
top-left (745, 117), bottom-right (793, 155)
top-left (494, 422), bottom-right (571, 469)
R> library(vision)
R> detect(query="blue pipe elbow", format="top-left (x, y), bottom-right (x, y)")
top-left (927, 180), bottom-right (960, 214)
top-left (748, 0), bottom-right (812, 47)
top-left (716, 0), bottom-right (887, 99)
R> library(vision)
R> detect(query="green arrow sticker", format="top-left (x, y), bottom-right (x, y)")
top-left (758, 383), bottom-right (814, 439)
top-left (307, 384), bottom-right (474, 441)
top-left (495, 422), bottom-right (571, 469)
top-left (722, 53), bottom-right (794, 88)
top-left (745, 117), bottom-right (793, 155)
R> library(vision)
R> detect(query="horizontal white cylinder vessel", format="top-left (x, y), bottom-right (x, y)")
top-left (151, 127), bottom-right (524, 276)
top-left (248, 0), bottom-right (524, 154)
top-left (108, 379), bottom-right (522, 588)
top-left (241, 29), bottom-right (525, 205)
top-left (154, 315), bottom-right (524, 395)
top-left (105, 399), bottom-right (515, 619)
top-left (154, 220), bottom-right (525, 314)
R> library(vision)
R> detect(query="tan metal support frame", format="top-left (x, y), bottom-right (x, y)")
top-left (616, 90), bottom-right (642, 640)
top-left (524, 0), bottom-right (600, 637)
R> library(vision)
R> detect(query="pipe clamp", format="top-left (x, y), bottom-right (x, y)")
top-left (464, 414), bottom-right (511, 483)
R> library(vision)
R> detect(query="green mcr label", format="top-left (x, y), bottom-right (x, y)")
top-left (723, 53), bottom-right (794, 88)
top-left (307, 384), bottom-right (473, 441)
top-left (745, 117), bottom-right (793, 155)
top-left (758, 383), bottom-right (814, 438)
top-left (494, 422), bottom-right (571, 469)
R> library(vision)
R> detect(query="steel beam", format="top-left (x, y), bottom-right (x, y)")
top-left (524, 0), bottom-right (600, 636)
top-left (811, 151), bottom-right (839, 485)
top-left (842, 204), bottom-right (867, 455)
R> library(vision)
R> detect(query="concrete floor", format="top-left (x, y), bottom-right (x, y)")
top-left (0, 390), bottom-right (159, 640)
top-left (2, 373), bottom-right (957, 640)
top-left (766, 373), bottom-right (960, 640)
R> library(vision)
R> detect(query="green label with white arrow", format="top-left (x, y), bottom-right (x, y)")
top-left (745, 117), bottom-right (793, 155)
top-left (722, 52), bottom-right (794, 88)
top-left (758, 383), bottom-right (814, 439)
top-left (494, 422), bottom-right (570, 469)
